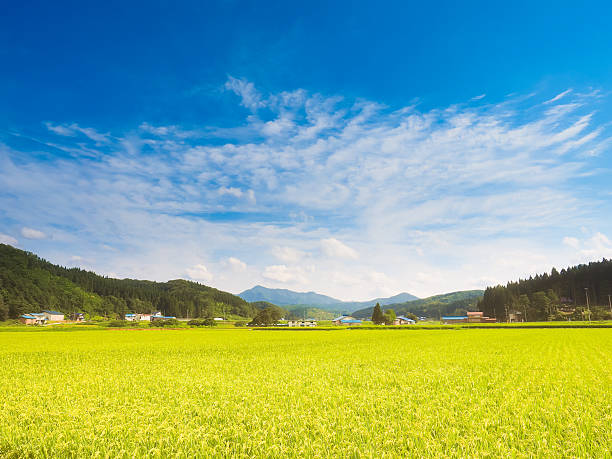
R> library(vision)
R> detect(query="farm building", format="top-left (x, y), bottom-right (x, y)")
top-left (71, 313), bottom-right (85, 322)
top-left (442, 316), bottom-right (468, 324)
top-left (287, 320), bottom-right (317, 327)
top-left (443, 314), bottom-right (496, 324)
top-left (394, 316), bottom-right (416, 325)
top-left (42, 310), bottom-right (64, 322)
top-left (508, 311), bottom-right (524, 322)
top-left (150, 314), bottom-right (176, 322)
top-left (467, 311), bottom-right (497, 323)
top-left (332, 316), bottom-right (362, 326)
top-left (467, 311), bottom-right (484, 322)
top-left (19, 314), bottom-right (38, 325)
top-left (21, 313), bottom-right (46, 325)
top-left (124, 313), bottom-right (138, 321)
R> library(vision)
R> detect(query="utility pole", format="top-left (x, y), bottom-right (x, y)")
top-left (608, 294), bottom-right (611, 313)
top-left (584, 288), bottom-right (591, 322)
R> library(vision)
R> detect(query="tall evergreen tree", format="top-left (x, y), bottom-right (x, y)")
top-left (371, 302), bottom-right (385, 325)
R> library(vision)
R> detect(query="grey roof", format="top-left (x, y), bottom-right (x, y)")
top-left (43, 310), bottom-right (64, 315)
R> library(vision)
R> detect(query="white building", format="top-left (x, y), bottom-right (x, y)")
top-left (42, 310), bottom-right (64, 322)
top-left (287, 320), bottom-right (317, 327)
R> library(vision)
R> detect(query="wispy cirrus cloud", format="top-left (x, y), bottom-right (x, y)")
top-left (1, 79), bottom-right (610, 299)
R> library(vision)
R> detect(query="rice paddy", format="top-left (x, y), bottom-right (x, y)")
top-left (0, 328), bottom-right (610, 457)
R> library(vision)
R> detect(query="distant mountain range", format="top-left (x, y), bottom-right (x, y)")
top-left (238, 285), bottom-right (419, 312)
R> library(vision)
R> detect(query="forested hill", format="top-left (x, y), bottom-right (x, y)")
top-left (478, 259), bottom-right (612, 321)
top-left (0, 244), bottom-right (258, 320)
top-left (352, 290), bottom-right (483, 319)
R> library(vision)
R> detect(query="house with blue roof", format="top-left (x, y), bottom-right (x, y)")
top-left (441, 316), bottom-right (468, 324)
top-left (394, 316), bottom-right (416, 325)
top-left (332, 315), bottom-right (362, 326)
top-left (20, 313), bottom-right (47, 325)
top-left (19, 314), bottom-right (38, 325)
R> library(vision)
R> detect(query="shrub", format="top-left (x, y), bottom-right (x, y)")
top-left (188, 318), bottom-right (217, 327)
top-left (149, 318), bottom-right (180, 328)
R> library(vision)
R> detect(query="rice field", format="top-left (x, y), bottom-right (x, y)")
top-left (0, 328), bottom-right (610, 457)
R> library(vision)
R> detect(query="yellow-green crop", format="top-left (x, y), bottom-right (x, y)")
top-left (0, 328), bottom-right (610, 457)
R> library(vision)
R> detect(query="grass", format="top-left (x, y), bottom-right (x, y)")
top-left (0, 328), bottom-right (610, 457)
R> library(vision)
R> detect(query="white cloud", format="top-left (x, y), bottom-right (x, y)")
top-left (21, 227), bottom-right (47, 240)
top-left (2, 81), bottom-right (611, 299)
top-left (545, 89), bottom-right (573, 104)
top-left (224, 76), bottom-right (265, 111)
top-left (45, 122), bottom-right (76, 136)
top-left (45, 122), bottom-right (110, 144)
top-left (186, 264), bottom-right (213, 282)
top-left (272, 246), bottom-right (306, 263)
top-left (262, 265), bottom-right (308, 283)
top-left (471, 94), bottom-right (486, 100)
top-left (563, 236), bottom-right (580, 249)
top-left (227, 257), bottom-right (247, 272)
top-left (0, 233), bottom-right (18, 245)
top-left (321, 238), bottom-right (358, 260)
top-left (218, 187), bottom-right (256, 202)
top-left (563, 232), bottom-right (612, 264)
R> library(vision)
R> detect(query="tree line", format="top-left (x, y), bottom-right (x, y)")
top-left (478, 259), bottom-right (612, 321)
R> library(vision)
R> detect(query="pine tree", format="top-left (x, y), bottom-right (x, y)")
top-left (371, 303), bottom-right (385, 325)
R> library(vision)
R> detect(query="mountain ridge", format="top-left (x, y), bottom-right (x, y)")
top-left (238, 285), bottom-right (419, 312)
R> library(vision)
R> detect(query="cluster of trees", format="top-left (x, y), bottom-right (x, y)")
top-left (247, 305), bottom-right (286, 326)
top-left (479, 259), bottom-right (612, 321)
top-left (370, 304), bottom-right (417, 325)
top-left (0, 244), bottom-right (260, 320)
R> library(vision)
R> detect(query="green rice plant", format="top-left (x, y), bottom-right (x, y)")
top-left (0, 328), bottom-right (610, 457)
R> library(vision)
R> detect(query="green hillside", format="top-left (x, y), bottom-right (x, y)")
top-left (284, 305), bottom-right (343, 320)
top-left (0, 244), bottom-right (258, 320)
top-left (352, 290), bottom-right (484, 319)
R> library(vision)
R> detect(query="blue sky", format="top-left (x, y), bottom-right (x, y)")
top-left (1, 1), bottom-right (612, 299)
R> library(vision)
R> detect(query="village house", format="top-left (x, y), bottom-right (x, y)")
top-left (443, 312), bottom-right (496, 324)
top-left (42, 310), bottom-right (64, 322)
top-left (394, 316), bottom-right (416, 325)
top-left (19, 314), bottom-right (38, 325)
top-left (20, 313), bottom-right (47, 325)
top-left (332, 316), bottom-right (362, 326)
top-left (467, 311), bottom-right (497, 323)
top-left (124, 313), bottom-right (138, 321)
top-left (71, 312), bottom-right (85, 322)
top-left (287, 320), bottom-right (317, 327)
top-left (442, 315), bottom-right (468, 324)
top-left (508, 311), bottom-right (524, 322)
top-left (150, 314), bottom-right (176, 322)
